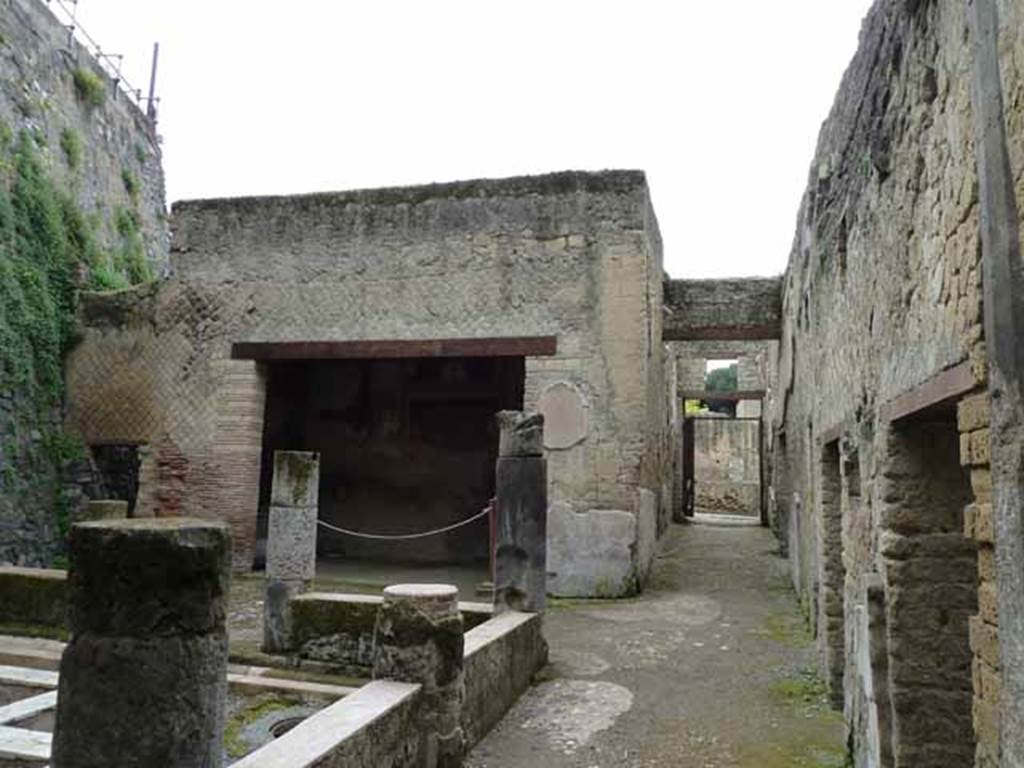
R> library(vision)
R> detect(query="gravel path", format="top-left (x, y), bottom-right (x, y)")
top-left (467, 518), bottom-right (847, 768)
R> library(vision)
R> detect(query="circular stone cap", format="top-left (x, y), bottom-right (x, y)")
top-left (383, 583), bottom-right (458, 600)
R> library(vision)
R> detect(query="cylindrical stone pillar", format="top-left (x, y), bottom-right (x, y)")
top-left (52, 517), bottom-right (230, 768)
top-left (373, 584), bottom-right (465, 768)
top-left (263, 450), bottom-right (319, 652)
top-left (494, 411), bottom-right (547, 614)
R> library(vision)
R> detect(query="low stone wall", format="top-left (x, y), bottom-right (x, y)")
top-left (462, 611), bottom-right (547, 746)
top-left (289, 592), bottom-right (492, 674)
top-left (0, 567), bottom-right (67, 632)
top-left (230, 680), bottom-right (423, 768)
top-left (237, 609), bottom-right (547, 766)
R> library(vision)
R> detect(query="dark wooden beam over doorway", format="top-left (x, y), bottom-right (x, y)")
top-left (231, 336), bottom-right (558, 361)
top-left (681, 390), bottom-right (766, 403)
top-left (878, 361), bottom-right (976, 423)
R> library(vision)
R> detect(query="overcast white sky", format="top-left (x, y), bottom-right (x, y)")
top-left (65, 1), bottom-right (874, 279)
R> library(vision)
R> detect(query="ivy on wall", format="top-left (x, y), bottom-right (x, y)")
top-left (0, 122), bottom-right (151, 547)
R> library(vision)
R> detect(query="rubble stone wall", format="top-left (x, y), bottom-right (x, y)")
top-left (763, 0), bottom-right (1024, 764)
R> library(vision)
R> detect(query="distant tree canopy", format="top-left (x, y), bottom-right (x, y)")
top-left (705, 364), bottom-right (738, 393)
top-left (703, 363), bottom-right (738, 416)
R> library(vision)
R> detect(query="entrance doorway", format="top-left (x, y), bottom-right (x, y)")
top-left (256, 355), bottom-right (525, 568)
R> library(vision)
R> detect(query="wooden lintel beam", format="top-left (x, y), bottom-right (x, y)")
top-left (231, 336), bottom-right (558, 361)
top-left (665, 325), bottom-right (781, 342)
top-left (681, 390), bottom-right (765, 402)
top-left (879, 362), bottom-right (977, 423)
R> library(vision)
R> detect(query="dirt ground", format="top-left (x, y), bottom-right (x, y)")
top-left (467, 517), bottom-right (847, 768)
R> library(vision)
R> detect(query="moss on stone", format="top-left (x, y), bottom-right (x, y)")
top-left (770, 667), bottom-right (829, 707)
top-left (224, 694), bottom-right (304, 759)
top-left (735, 737), bottom-right (849, 768)
top-left (0, 619), bottom-right (69, 641)
top-left (291, 596), bottom-right (379, 644)
top-left (756, 611), bottom-right (813, 648)
top-left (0, 567), bottom-right (68, 628)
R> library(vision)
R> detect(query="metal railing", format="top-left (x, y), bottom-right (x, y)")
top-left (44, 0), bottom-right (159, 123)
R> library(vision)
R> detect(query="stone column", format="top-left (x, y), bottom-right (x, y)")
top-left (263, 450), bottom-right (319, 652)
top-left (494, 411), bottom-right (547, 614)
top-left (373, 584), bottom-right (465, 768)
top-left (51, 518), bottom-right (230, 768)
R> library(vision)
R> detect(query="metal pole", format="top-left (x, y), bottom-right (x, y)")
top-left (146, 42), bottom-right (160, 123)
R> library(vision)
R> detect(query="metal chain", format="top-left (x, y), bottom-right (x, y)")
top-left (316, 506), bottom-right (491, 541)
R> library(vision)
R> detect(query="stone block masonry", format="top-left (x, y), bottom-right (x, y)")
top-left (959, 392), bottom-right (1001, 768)
top-left (263, 451), bottom-right (318, 653)
top-left (760, 0), bottom-right (1024, 765)
top-left (51, 518), bottom-right (230, 768)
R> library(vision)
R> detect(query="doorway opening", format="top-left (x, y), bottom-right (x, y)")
top-left (256, 356), bottom-right (525, 579)
top-left (817, 439), bottom-right (844, 709)
top-left (878, 414), bottom-right (977, 766)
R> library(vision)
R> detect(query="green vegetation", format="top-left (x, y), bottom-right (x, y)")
top-left (684, 399), bottom-right (708, 415)
top-left (770, 666), bottom-right (829, 706)
top-left (757, 610), bottom-right (814, 648)
top-left (60, 128), bottom-right (83, 170)
top-left (0, 124), bottom-right (153, 552)
top-left (112, 206), bottom-right (151, 283)
top-left (72, 67), bottom-right (106, 107)
top-left (224, 694), bottom-right (304, 759)
top-left (706, 363), bottom-right (738, 392)
top-left (121, 167), bottom-right (140, 202)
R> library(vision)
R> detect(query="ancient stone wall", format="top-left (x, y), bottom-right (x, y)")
top-left (763, 1), bottom-right (1024, 765)
top-left (0, 0), bottom-right (168, 276)
top-left (65, 171), bottom-right (668, 579)
top-left (663, 277), bottom-right (782, 342)
top-left (0, 0), bottom-right (167, 566)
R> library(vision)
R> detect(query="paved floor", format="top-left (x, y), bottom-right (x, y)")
top-left (467, 518), bottom-right (846, 768)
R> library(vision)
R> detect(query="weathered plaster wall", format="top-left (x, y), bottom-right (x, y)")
top-left (65, 171), bottom-right (668, 584)
top-left (0, 0), bottom-right (167, 566)
top-left (764, 1), bottom-right (1024, 765)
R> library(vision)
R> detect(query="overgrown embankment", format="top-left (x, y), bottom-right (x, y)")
top-left (0, 0), bottom-right (168, 565)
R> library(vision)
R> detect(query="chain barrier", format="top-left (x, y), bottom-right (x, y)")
top-left (316, 506), bottom-right (492, 541)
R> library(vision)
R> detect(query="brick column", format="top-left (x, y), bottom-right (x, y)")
top-left (51, 518), bottom-right (230, 768)
top-left (263, 450), bottom-right (319, 652)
